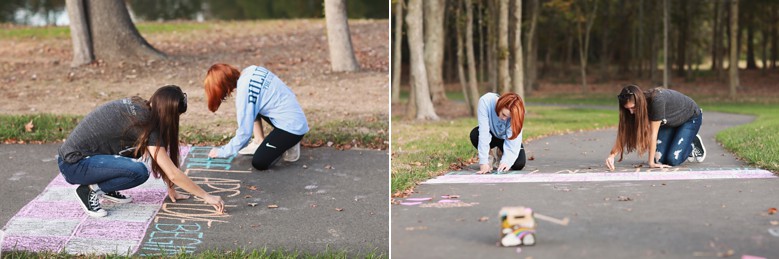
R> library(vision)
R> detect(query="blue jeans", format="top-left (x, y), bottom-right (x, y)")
top-left (57, 155), bottom-right (149, 193)
top-left (655, 110), bottom-right (703, 166)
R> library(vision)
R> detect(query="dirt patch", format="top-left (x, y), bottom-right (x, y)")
top-left (0, 20), bottom-right (388, 137)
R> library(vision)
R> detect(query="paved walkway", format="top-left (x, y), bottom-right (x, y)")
top-left (392, 111), bottom-right (779, 258)
top-left (0, 145), bottom-right (388, 256)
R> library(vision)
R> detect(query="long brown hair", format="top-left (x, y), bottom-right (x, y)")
top-left (133, 85), bottom-right (187, 187)
top-left (204, 63), bottom-right (241, 112)
top-left (611, 84), bottom-right (651, 162)
top-left (495, 93), bottom-right (525, 140)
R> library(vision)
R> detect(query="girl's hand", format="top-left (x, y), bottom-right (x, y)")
top-left (167, 187), bottom-right (190, 202)
top-left (605, 155), bottom-right (616, 171)
top-left (203, 194), bottom-right (225, 214)
top-left (477, 164), bottom-right (492, 174)
top-left (208, 148), bottom-right (219, 158)
top-left (496, 163), bottom-right (510, 172)
top-left (648, 161), bottom-right (670, 169)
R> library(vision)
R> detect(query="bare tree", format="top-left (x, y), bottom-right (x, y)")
top-left (66, 0), bottom-right (165, 66)
top-left (66, 0), bottom-right (92, 67)
top-left (466, 0), bottom-right (481, 116)
top-left (424, 0), bottom-right (448, 104)
top-left (663, 0), bottom-right (669, 87)
top-left (575, 0), bottom-right (598, 92)
top-left (325, 0), bottom-right (360, 72)
top-left (456, 0), bottom-right (474, 115)
top-left (729, 0), bottom-right (740, 98)
top-left (498, 0), bottom-right (511, 93)
top-left (510, 0), bottom-right (524, 98)
top-left (525, 0), bottom-right (539, 93)
top-left (392, 0), bottom-right (403, 103)
top-left (406, 0), bottom-right (439, 120)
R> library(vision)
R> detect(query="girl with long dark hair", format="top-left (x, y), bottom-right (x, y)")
top-left (58, 86), bottom-right (225, 217)
top-left (605, 84), bottom-right (706, 170)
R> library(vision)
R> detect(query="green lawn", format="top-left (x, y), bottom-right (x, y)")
top-left (391, 106), bottom-right (617, 194)
top-left (703, 104), bottom-right (779, 172)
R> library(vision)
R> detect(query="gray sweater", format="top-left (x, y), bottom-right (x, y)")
top-left (59, 98), bottom-right (160, 164)
top-left (648, 89), bottom-right (700, 127)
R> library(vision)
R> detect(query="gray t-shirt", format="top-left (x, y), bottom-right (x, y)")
top-left (648, 89), bottom-right (700, 127)
top-left (58, 97), bottom-right (161, 164)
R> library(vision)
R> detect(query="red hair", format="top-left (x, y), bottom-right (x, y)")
top-left (204, 63), bottom-right (241, 112)
top-left (495, 93), bottom-right (525, 140)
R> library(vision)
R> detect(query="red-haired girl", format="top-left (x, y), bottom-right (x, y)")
top-left (470, 92), bottom-right (526, 174)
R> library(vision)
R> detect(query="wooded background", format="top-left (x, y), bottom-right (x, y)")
top-left (392, 0), bottom-right (779, 120)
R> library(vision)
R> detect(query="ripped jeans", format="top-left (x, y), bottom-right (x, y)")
top-left (655, 110), bottom-right (703, 166)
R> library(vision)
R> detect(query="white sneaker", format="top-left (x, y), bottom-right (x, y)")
top-left (239, 142), bottom-right (260, 155)
top-left (283, 142), bottom-right (300, 162)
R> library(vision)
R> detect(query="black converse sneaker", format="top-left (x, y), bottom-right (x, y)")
top-left (75, 185), bottom-right (107, 217)
top-left (688, 134), bottom-right (706, 163)
top-left (103, 191), bottom-right (133, 204)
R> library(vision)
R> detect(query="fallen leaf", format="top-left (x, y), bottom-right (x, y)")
top-left (247, 203), bottom-right (257, 207)
top-left (24, 120), bottom-right (34, 132)
top-left (324, 164), bottom-right (334, 170)
top-left (267, 204), bottom-right (278, 208)
top-left (528, 155), bottom-right (535, 161)
top-left (310, 204), bottom-right (318, 208)
top-left (250, 224), bottom-right (260, 228)
top-left (244, 195), bottom-right (252, 199)
top-left (303, 165), bottom-right (308, 169)
top-left (769, 208), bottom-right (777, 215)
top-left (335, 208), bottom-right (344, 212)
top-left (478, 216), bottom-right (489, 222)
top-left (248, 186), bottom-right (258, 191)
top-left (617, 196), bottom-right (632, 201)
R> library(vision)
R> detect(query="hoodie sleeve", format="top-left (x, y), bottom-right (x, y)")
top-left (500, 129), bottom-right (523, 166)
top-left (477, 97), bottom-right (493, 165)
top-left (216, 94), bottom-right (255, 158)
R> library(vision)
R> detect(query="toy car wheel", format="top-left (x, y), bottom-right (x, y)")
top-left (522, 233), bottom-right (536, 246)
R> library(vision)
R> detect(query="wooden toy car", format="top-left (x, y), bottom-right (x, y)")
top-left (499, 206), bottom-right (537, 246)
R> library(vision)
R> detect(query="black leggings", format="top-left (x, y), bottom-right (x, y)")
top-left (252, 115), bottom-right (304, 170)
top-left (469, 126), bottom-right (526, 170)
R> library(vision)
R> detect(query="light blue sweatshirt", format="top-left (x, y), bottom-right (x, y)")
top-left (216, 66), bottom-right (309, 157)
top-left (477, 93), bottom-right (523, 166)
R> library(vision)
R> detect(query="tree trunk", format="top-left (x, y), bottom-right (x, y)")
top-left (663, 0), bottom-right (669, 87)
top-left (466, 0), bottom-right (481, 116)
top-left (772, 6), bottom-right (778, 69)
top-left (675, 0), bottom-right (688, 78)
top-left (510, 0), bottom-right (523, 98)
top-left (392, 0), bottom-right (403, 104)
top-left (762, 27), bottom-right (769, 70)
top-left (86, 0), bottom-right (165, 63)
top-left (325, 0), bottom-right (360, 72)
top-left (576, 0), bottom-right (598, 92)
top-left (729, 0), bottom-right (740, 98)
top-left (406, 0), bottom-right (439, 120)
top-left (488, 0), bottom-right (498, 93)
top-left (525, 0), bottom-right (539, 92)
top-left (746, 19), bottom-right (758, 69)
top-left (478, 1), bottom-right (485, 84)
top-left (456, 1), bottom-right (474, 115)
top-left (497, 0), bottom-right (510, 93)
top-left (66, 0), bottom-right (93, 67)
top-left (712, 0), bottom-right (721, 73)
top-left (424, 0), bottom-right (448, 104)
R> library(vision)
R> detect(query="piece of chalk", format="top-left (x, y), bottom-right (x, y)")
top-left (438, 199), bottom-right (460, 203)
top-left (400, 202), bottom-right (423, 206)
top-left (405, 197), bottom-right (432, 201)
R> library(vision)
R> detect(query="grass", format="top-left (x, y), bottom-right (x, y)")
top-left (702, 103), bottom-right (779, 172)
top-left (0, 114), bottom-right (80, 143)
top-left (391, 106), bottom-right (617, 194)
top-left (1, 247), bottom-right (386, 258)
top-left (0, 114), bottom-right (388, 150)
top-left (0, 22), bottom-right (212, 40)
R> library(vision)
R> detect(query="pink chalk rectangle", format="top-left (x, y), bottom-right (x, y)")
top-left (120, 189), bottom-right (167, 204)
top-left (1, 235), bottom-right (68, 252)
top-left (16, 201), bottom-right (85, 219)
top-left (49, 174), bottom-right (73, 187)
top-left (74, 220), bottom-right (147, 241)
